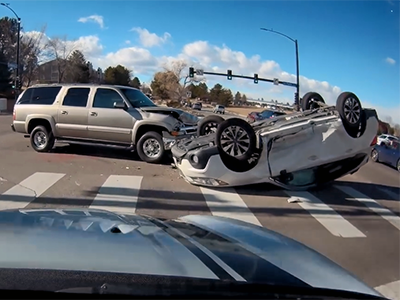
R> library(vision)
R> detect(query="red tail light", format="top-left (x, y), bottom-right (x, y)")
top-left (370, 136), bottom-right (377, 146)
top-left (12, 108), bottom-right (16, 121)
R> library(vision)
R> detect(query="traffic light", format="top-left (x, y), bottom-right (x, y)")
top-left (189, 67), bottom-right (194, 78)
top-left (16, 78), bottom-right (22, 90)
top-left (227, 70), bottom-right (232, 80)
top-left (254, 73), bottom-right (258, 84)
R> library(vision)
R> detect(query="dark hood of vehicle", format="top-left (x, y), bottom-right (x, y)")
top-left (140, 106), bottom-right (199, 125)
top-left (0, 209), bottom-right (380, 297)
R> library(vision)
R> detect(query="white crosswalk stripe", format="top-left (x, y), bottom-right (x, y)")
top-left (200, 187), bottom-right (262, 227)
top-left (0, 172), bottom-right (399, 239)
top-left (335, 185), bottom-right (400, 231)
top-left (89, 175), bottom-right (143, 214)
top-left (284, 190), bottom-right (366, 238)
top-left (0, 172), bottom-right (65, 210)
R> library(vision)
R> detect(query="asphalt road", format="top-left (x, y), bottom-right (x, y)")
top-left (0, 113), bottom-right (399, 299)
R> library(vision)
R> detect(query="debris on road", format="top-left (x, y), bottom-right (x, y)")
top-left (288, 196), bottom-right (302, 203)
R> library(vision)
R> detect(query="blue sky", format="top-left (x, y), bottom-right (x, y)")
top-left (3, 0), bottom-right (399, 122)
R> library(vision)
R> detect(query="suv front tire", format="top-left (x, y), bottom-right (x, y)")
top-left (136, 131), bottom-right (165, 164)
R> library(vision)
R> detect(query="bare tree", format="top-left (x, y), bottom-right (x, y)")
top-left (45, 35), bottom-right (76, 83)
top-left (20, 25), bottom-right (47, 87)
top-left (162, 60), bottom-right (203, 102)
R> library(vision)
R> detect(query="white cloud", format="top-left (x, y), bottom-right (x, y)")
top-left (179, 41), bottom-right (342, 105)
top-left (78, 15), bottom-right (105, 29)
top-left (23, 31), bottom-right (103, 64)
top-left (94, 47), bottom-right (158, 74)
top-left (385, 57), bottom-right (396, 65)
top-left (131, 27), bottom-right (171, 48)
top-left (24, 31), bottom-right (398, 123)
top-left (125, 40), bottom-right (131, 45)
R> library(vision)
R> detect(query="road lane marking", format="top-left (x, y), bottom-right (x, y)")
top-left (200, 187), bottom-right (261, 226)
top-left (0, 172), bottom-right (66, 210)
top-left (335, 185), bottom-right (400, 231)
top-left (374, 280), bottom-right (400, 300)
top-left (284, 191), bottom-right (366, 238)
top-left (89, 175), bottom-right (142, 214)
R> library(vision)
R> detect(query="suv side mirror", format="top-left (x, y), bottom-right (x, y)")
top-left (113, 102), bottom-right (126, 109)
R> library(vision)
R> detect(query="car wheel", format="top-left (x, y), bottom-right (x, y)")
top-left (216, 118), bottom-right (256, 162)
top-left (336, 92), bottom-right (363, 129)
top-left (136, 132), bottom-right (165, 164)
top-left (371, 149), bottom-right (379, 162)
top-left (197, 115), bottom-right (224, 136)
top-left (30, 125), bottom-right (55, 152)
top-left (301, 92), bottom-right (325, 111)
top-left (397, 159), bottom-right (400, 172)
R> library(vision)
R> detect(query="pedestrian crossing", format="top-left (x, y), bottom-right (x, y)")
top-left (0, 171), bottom-right (399, 239)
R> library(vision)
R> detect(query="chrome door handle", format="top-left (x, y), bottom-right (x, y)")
top-left (61, 111), bottom-right (68, 115)
top-left (90, 112), bottom-right (98, 117)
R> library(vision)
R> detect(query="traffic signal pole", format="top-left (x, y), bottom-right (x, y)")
top-left (188, 68), bottom-right (297, 89)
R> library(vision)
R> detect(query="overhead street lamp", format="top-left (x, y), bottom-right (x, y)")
top-left (260, 28), bottom-right (300, 111)
top-left (1, 2), bottom-right (21, 93)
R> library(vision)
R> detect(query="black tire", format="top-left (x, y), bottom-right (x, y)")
top-left (336, 92), bottom-right (363, 129)
top-left (397, 159), bottom-right (400, 172)
top-left (136, 131), bottom-right (165, 164)
top-left (301, 92), bottom-right (325, 111)
top-left (216, 118), bottom-right (256, 162)
top-left (197, 115), bottom-right (224, 136)
top-left (30, 125), bottom-right (55, 152)
top-left (371, 149), bottom-right (379, 162)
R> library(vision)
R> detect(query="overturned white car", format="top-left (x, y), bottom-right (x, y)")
top-left (171, 92), bottom-right (379, 189)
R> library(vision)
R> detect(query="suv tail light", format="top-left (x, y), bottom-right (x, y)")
top-left (370, 136), bottom-right (377, 146)
top-left (12, 107), bottom-right (16, 121)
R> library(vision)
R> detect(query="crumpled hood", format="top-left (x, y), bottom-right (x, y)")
top-left (0, 209), bottom-right (381, 298)
top-left (140, 106), bottom-right (199, 125)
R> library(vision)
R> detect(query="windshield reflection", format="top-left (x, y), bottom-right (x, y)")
top-left (120, 88), bottom-right (157, 108)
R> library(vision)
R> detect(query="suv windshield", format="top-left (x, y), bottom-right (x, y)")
top-left (120, 88), bottom-right (156, 108)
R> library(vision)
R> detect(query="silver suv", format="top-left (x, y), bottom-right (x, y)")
top-left (11, 84), bottom-right (198, 163)
top-left (213, 105), bottom-right (225, 114)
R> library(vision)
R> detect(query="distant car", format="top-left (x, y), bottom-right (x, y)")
top-left (213, 105), bottom-right (225, 114)
top-left (371, 140), bottom-right (400, 172)
top-left (377, 134), bottom-right (398, 145)
top-left (172, 91), bottom-right (379, 188)
top-left (246, 110), bottom-right (286, 123)
top-left (192, 103), bottom-right (202, 110)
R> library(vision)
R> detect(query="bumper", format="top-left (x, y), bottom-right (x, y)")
top-left (173, 155), bottom-right (266, 187)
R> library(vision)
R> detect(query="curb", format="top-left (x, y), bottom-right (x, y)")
top-left (226, 110), bottom-right (246, 118)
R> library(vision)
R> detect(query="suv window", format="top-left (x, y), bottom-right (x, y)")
top-left (119, 88), bottom-right (156, 108)
top-left (93, 88), bottom-right (124, 108)
top-left (17, 88), bottom-right (33, 104)
top-left (62, 88), bottom-right (90, 107)
top-left (28, 87), bottom-right (61, 105)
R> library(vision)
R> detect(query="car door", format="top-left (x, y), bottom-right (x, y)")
top-left (378, 143), bottom-right (392, 163)
top-left (87, 88), bottom-right (134, 143)
top-left (387, 142), bottom-right (400, 168)
top-left (56, 87), bottom-right (90, 138)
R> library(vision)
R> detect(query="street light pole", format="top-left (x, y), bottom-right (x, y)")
top-left (1, 3), bottom-right (21, 96)
top-left (260, 28), bottom-right (300, 111)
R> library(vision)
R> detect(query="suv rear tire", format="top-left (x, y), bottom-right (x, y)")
top-left (136, 131), bottom-right (165, 164)
top-left (30, 125), bottom-right (55, 152)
